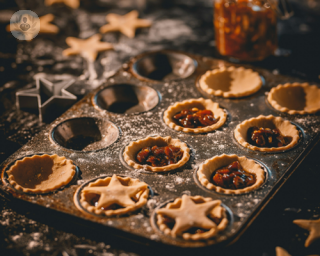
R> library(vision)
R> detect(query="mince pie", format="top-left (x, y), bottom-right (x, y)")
top-left (123, 136), bottom-right (190, 172)
top-left (155, 195), bottom-right (228, 240)
top-left (234, 115), bottom-right (299, 152)
top-left (76, 174), bottom-right (149, 216)
top-left (197, 154), bottom-right (265, 194)
top-left (163, 98), bottom-right (227, 133)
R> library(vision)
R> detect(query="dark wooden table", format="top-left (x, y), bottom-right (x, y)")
top-left (1, 0), bottom-right (320, 255)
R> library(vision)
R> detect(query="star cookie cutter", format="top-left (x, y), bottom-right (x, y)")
top-left (16, 77), bottom-right (77, 122)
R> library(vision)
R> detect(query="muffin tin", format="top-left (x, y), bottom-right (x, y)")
top-left (1, 50), bottom-right (320, 248)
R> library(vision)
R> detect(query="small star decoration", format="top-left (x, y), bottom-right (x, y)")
top-left (45, 0), bottom-right (80, 9)
top-left (63, 34), bottom-right (113, 62)
top-left (156, 194), bottom-right (220, 237)
top-left (38, 14), bottom-right (59, 34)
top-left (275, 247), bottom-right (291, 256)
top-left (83, 174), bottom-right (148, 209)
top-left (100, 10), bottom-right (152, 38)
top-left (293, 218), bottom-right (320, 247)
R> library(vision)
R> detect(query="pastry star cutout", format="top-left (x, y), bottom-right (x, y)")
top-left (293, 218), bottom-right (320, 247)
top-left (156, 195), bottom-right (220, 237)
top-left (275, 247), bottom-right (291, 256)
top-left (45, 0), bottom-right (80, 9)
top-left (38, 14), bottom-right (59, 34)
top-left (100, 10), bottom-right (152, 38)
top-left (63, 34), bottom-right (113, 62)
top-left (83, 174), bottom-right (148, 209)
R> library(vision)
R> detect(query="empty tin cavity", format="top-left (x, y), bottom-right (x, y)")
top-left (51, 117), bottom-right (120, 152)
top-left (94, 84), bottom-right (159, 114)
top-left (131, 51), bottom-right (196, 81)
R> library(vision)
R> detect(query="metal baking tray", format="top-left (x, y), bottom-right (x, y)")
top-left (1, 50), bottom-right (320, 248)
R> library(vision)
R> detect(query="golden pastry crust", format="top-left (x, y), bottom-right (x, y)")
top-left (7, 154), bottom-right (76, 193)
top-left (293, 218), bottom-right (320, 247)
top-left (99, 10), bottom-right (152, 38)
top-left (267, 83), bottom-right (320, 115)
top-left (275, 247), bottom-right (292, 256)
top-left (234, 115), bottom-right (299, 152)
top-left (63, 34), bottom-right (113, 62)
top-left (163, 98), bottom-right (227, 134)
top-left (199, 66), bottom-right (262, 98)
top-left (197, 154), bottom-right (265, 194)
top-left (123, 136), bottom-right (190, 172)
top-left (76, 174), bottom-right (149, 216)
top-left (156, 195), bottom-right (228, 240)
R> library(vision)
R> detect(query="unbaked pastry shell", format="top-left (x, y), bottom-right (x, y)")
top-left (234, 115), bottom-right (299, 152)
top-left (156, 195), bottom-right (228, 240)
top-left (6, 154), bottom-right (76, 193)
top-left (199, 66), bottom-right (262, 98)
top-left (123, 136), bottom-right (190, 172)
top-left (163, 98), bottom-right (227, 133)
top-left (197, 154), bottom-right (265, 194)
top-left (267, 83), bottom-right (320, 115)
top-left (77, 175), bottom-right (149, 216)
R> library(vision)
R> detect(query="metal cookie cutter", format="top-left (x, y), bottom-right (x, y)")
top-left (16, 77), bottom-right (77, 122)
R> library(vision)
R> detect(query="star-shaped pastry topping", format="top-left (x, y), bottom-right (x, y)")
top-left (38, 14), bottom-right (59, 34)
top-left (45, 0), bottom-right (80, 9)
top-left (275, 247), bottom-right (291, 256)
top-left (156, 195), bottom-right (220, 237)
top-left (293, 218), bottom-right (320, 247)
top-left (99, 10), bottom-right (152, 38)
top-left (83, 174), bottom-right (148, 209)
top-left (16, 77), bottom-right (77, 122)
top-left (63, 34), bottom-right (113, 62)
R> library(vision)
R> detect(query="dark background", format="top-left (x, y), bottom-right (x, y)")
top-left (1, 0), bottom-right (320, 255)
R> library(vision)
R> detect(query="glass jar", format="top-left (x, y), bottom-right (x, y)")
top-left (214, 0), bottom-right (278, 62)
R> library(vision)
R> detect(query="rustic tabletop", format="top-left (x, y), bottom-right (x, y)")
top-left (1, 0), bottom-right (320, 255)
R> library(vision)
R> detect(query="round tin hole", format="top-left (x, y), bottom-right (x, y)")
top-left (94, 84), bottom-right (159, 114)
top-left (131, 51), bottom-right (197, 82)
top-left (51, 117), bottom-right (120, 152)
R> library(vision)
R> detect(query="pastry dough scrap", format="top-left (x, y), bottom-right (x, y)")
top-left (268, 83), bottom-right (320, 115)
top-left (45, 0), bottom-right (79, 9)
top-left (100, 10), bottom-right (151, 38)
top-left (197, 154), bottom-right (265, 194)
top-left (199, 66), bottom-right (262, 98)
top-left (234, 115), bottom-right (300, 152)
top-left (7, 154), bottom-right (76, 193)
top-left (63, 34), bottom-right (113, 62)
top-left (163, 98), bottom-right (227, 134)
top-left (156, 195), bottom-right (228, 240)
top-left (275, 247), bottom-right (291, 256)
top-left (293, 218), bottom-right (320, 247)
top-left (77, 174), bottom-right (149, 216)
top-left (123, 136), bottom-right (190, 172)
